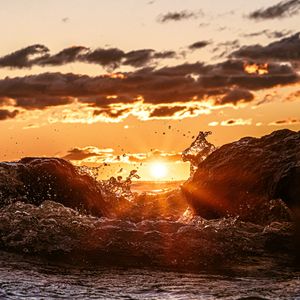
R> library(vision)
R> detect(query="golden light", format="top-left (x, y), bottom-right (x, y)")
top-left (149, 162), bottom-right (168, 180)
top-left (104, 73), bottom-right (127, 79)
top-left (244, 63), bottom-right (268, 75)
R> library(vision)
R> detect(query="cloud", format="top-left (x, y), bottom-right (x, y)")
top-left (39, 46), bottom-right (88, 66)
top-left (0, 109), bottom-right (19, 120)
top-left (221, 118), bottom-right (252, 126)
top-left (209, 118), bottom-right (252, 126)
top-left (122, 49), bottom-right (174, 68)
top-left (188, 40), bottom-right (211, 50)
top-left (241, 30), bottom-right (293, 39)
top-left (249, 0), bottom-right (300, 20)
top-left (153, 51), bottom-right (177, 59)
top-left (157, 10), bottom-right (202, 23)
top-left (0, 45), bottom-right (176, 70)
top-left (64, 147), bottom-right (114, 160)
top-left (93, 107), bottom-right (131, 120)
top-left (213, 40), bottom-right (240, 58)
top-left (63, 146), bottom-right (182, 164)
top-left (0, 44), bottom-right (49, 68)
top-left (14, 96), bottom-right (74, 110)
top-left (0, 58), bottom-right (297, 122)
top-left (232, 33), bottom-right (300, 62)
top-left (268, 118), bottom-right (300, 125)
top-left (148, 106), bottom-right (186, 118)
top-left (82, 48), bottom-right (125, 69)
top-left (217, 88), bottom-right (254, 105)
top-left (286, 90), bottom-right (300, 101)
top-left (81, 95), bottom-right (134, 107)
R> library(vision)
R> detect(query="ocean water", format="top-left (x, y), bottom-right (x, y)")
top-left (0, 200), bottom-right (299, 299)
top-left (1, 251), bottom-right (300, 299)
top-left (1, 132), bottom-right (300, 299)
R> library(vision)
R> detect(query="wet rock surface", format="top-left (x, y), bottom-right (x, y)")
top-left (182, 129), bottom-right (300, 220)
top-left (0, 130), bottom-right (299, 274)
top-left (0, 200), bottom-right (294, 270)
top-left (0, 157), bottom-right (107, 217)
top-left (0, 157), bottom-right (188, 220)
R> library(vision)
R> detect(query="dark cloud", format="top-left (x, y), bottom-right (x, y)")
top-left (188, 41), bottom-right (211, 50)
top-left (217, 89), bottom-right (254, 105)
top-left (249, 0), bottom-right (300, 20)
top-left (0, 109), bottom-right (19, 120)
top-left (0, 44), bottom-right (49, 68)
top-left (269, 118), bottom-right (300, 125)
top-left (146, 150), bottom-right (182, 162)
top-left (0, 45), bottom-right (175, 70)
top-left (82, 48), bottom-right (174, 69)
top-left (232, 33), bottom-right (300, 62)
top-left (149, 106), bottom-right (186, 117)
top-left (0, 59), bottom-right (297, 112)
top-left (123, 49), bottom-right (176, 68)
top-left (220, 118), bottom-right (252, 126)
top-left (200, 59), bottom-right (298, 90)
top-left (63, 147), bottom-right (110, 161)
top-left (64, 148), bottom-right (96, 161)
top-left (82, 48), bottom-right (125, 69)
top-left (241, 30), bottom-right (293, 39)
top-left (152, 50), bottom-right (177, 59)
top-left (14, 96), bottom-right (74, 110)
top-left (93, 107), bottom-right (131, 119)
top-left (213, 40), bottom-right (240, 58)
top-left (224, 119), bottom-right (235, 125)
top-left (39, 46), bottom-right (88, 66)
top-left (82, 95), bottom-right (134, 107)
top-left (255, 93), bottom-right (277, 106)
top-left (157, 10), bottom-right (201, 23)
top-left (64, 146), bottom-right (182, 163)
top-left (123, 49), bottom-right (154, 68)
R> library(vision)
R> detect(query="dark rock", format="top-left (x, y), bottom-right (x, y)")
top-left (182, 129), bottom-right (300, 220)
top-left (0, 157), bottom-right (107, 217)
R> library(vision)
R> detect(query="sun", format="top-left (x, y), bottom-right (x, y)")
top-left (149, 162), bottom-right (168, 180)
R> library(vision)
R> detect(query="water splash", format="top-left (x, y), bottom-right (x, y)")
top-left (99, 170), bottom-right (140, 204)
top-left (0, 200), bottom-right (294, 270)
top-left (182, 131), bottom-right (216, 176)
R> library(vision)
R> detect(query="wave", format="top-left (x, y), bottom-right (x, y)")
top-left (0, 129), bottom-right (299, 270)
top-left (0, 200), bottom-right (295, 271)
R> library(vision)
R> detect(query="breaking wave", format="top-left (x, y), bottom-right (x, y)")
top-left (0, 199), bottom-right (295, 271)
top-left (0, 129), bottom-right (299, 274)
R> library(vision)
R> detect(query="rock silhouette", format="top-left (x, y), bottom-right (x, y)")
top-left (0, 157), bottom-right (187, 220)
top-left (182, 129), bottom-right (300, 220)
top-left (0, 130), bottom-right (298, 222)
top-left (0, 157), bottom-right (107, 216)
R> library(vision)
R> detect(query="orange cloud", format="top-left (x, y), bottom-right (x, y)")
top-left (268, 118), bottom-right (300, 126)
top-left (209, 118), bottom-right (252, 126)
top-left (244, 63), bottom-right (269, 75)
top-left (63, 146), bottom-right (182, 164)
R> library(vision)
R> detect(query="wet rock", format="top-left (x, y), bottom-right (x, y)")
top-left (182, 129), bottom-right (300, 220)
top-left (0, 157), bottom-right (107, 217)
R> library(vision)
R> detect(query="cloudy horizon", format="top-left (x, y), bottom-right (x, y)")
top-left (0, 0), bottom-right (299, 180)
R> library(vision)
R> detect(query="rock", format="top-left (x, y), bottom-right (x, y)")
top-left (182, 129), bottom-right (300, 220)
top-left (0, 157), bottom-right (107, 217)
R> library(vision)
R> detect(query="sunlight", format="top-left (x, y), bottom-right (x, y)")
top-left (149, 162), bottom-right (168, 180)
top-left (244, 63), bottom-right (269, 75)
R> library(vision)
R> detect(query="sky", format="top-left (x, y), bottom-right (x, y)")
top-left (0, 0), bottom-right (300, 181)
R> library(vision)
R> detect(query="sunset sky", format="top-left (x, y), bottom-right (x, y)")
top-left (0, 0), bottom-right (300, 180)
